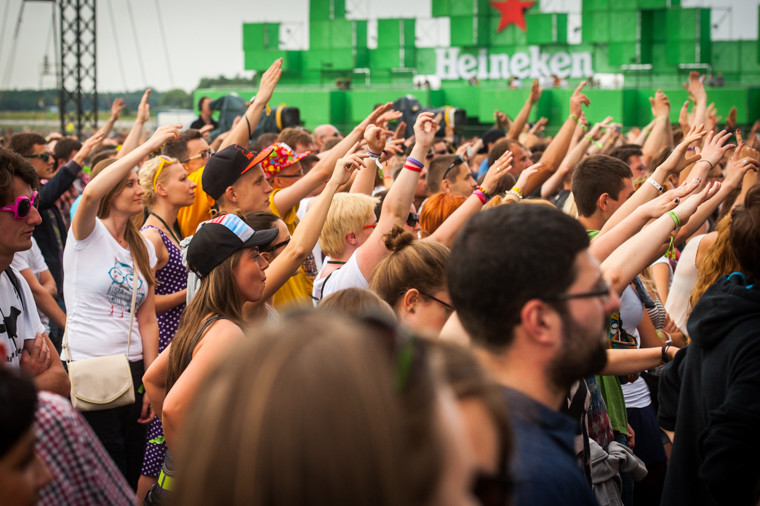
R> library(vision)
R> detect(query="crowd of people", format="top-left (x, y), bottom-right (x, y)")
top-left (1, 58), bottom-right (759, 506)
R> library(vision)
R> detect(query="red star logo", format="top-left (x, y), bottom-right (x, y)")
top-left (490, 0), bottom-right (535, 32)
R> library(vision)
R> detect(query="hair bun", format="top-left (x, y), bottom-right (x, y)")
top-left (383, 225), bottom-right (415, 252)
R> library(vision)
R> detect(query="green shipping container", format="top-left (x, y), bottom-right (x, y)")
top-left (449, 15), bottom-right (490, 46)
top-left (525, 13), bottom-right (568, 45)
top-left (581, 11), bottom-right (610, 44)
top-left (309, 0), bottom-right (346, 20)
top-left (609, 10), bottom-right (638, 43)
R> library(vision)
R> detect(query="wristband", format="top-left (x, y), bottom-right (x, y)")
top-left (655, 116), bottom-right (668, 122)
top-left (570, 114), bottom-right (579, 123)
top-left (509, 185), bottom-right (524, 198)
top-left (475, 185), bottom-right (492, 199)
top-left (667, 211), bottom-right (681, 228)
top-left (403, 163), bottom-right (422, 173)
top-left (406, 157), bottom-right (424, 169)
top-left (661, 345), bottom-right (672, 364)
top-left (646, 177), bottom-right (664, 194)
top-left (580, 124), bottom-right (588, 131)
top-left (696, 159), bottom-right (714, 171)
top-left (375, 158), bottom-right (384, 176)
top-left (508, 189), bottom-right (523, 200)
top-left (366, 148), bottom-right (381, 158)
top-left (472, 189), bottom-right (488, 204)
top-left (584, 133), bottom-right (594, 143)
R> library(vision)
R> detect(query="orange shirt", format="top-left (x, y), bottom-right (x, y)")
top-left (177, 166), bottom-right (214, 239)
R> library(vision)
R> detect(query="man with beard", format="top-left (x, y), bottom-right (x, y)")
top-left (448, 204), bottom-right (618, 505)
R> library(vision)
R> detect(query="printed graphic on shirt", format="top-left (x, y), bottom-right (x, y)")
top-left (106, 258), bottom-right (145, 317)
top-left (1, 305), bottom-right (22, 363)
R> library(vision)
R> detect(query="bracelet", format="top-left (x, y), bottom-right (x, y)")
top-left (655, 116), bottom-right (668, 122)
top-left (655, 330), bottom-right (665, 343)
top-left (508, 189), bottom-right (523, 200)
top-left (406, 157), bottom-right (424, 169)
top-left (584, 133), bottom-right (594, 143)
top-left (661, 345), bottom-right (672, 364)
top-left (366, 148), bottom-right (381, 159)
top-left (667, 211), bottom-right (681, 228)
top-left (646, 177), bottom-right (664, 193)
top-left (696, 159), bottom-right (714, 171)
top-left (592, 139), bottom-right (603, 149)
top-left (580, 124), bottom-right (588, 131)
top-left (662, 330), bottom-right (673, 345)
top-left (472, 189), bottom-right (488, 204)
top-left (403, 163), bottom-right (422, 172)
top-left (509, 185), bottom-right (524, 198)
top-left (475, 185), bottom-right (491, 198)
top-left (686, 146), bottom-right (695, 152)
top-left (374, 158), bottom-right (384, 176)
top-left (245, 115), bottom-right (252, 139)
top-left (570, 114), bottom-right (579, 123)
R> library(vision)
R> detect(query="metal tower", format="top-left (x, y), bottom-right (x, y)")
top-left (58, 0), bottom-right (97, 137)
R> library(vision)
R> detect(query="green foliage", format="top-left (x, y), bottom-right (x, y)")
top-left (195, 74), bottom-right (254, 89)
top-left (158, 88), bottom-right (192, 109)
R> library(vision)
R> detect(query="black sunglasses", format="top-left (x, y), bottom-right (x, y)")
top-left (441, 155), bottom-right (465, 181)
top-left (406, 212), bottom-right (419, 228)
top-left (25, 152), bottom-right (53, 161)
top-left (261, 238), bottom-right (291, 261)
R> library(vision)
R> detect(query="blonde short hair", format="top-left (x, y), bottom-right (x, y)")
top-left (319, 193), bottom-right (379, 257)
top-left (138, 155), bottom-right (180, 207)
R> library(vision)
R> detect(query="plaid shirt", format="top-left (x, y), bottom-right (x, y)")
top-left (35, 392), bottom-right (136, 506)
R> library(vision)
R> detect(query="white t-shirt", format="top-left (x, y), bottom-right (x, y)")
top-left (1, 266), bottom-right (45, 367)
top-left (63, 219), bottom-right (157, 362)
top-left (665, 234), bottom-right (705, 337)
top-left (619, 284), bottom-right (651, 409)
top-left (311, 251), bottom-right (368, 306)
top-left (11, 239), bottom-right (51, 332)
top-left (295, 196), bottom-right (324, 273)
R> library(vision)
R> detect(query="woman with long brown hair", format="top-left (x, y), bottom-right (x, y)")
top-left (62, 125), bottom-right (180, 488)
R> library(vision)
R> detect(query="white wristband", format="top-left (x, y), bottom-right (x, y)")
top-left (646, 177), bottom-right (664, 194)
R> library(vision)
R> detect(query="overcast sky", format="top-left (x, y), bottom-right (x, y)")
top-left (0, 0), bottom-right (755, 92)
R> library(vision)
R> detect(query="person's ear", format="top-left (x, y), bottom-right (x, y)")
top-left (346, 231), bottom-right (358, 246)
top-left (440, 179), bottom-right (452, 193)
top-left (519, 299), bottom-right (561, 347)
top-left (224, 185), bottom-right (238, 204)
top-left (597, 192), bottom-right (610, 213)
top-left (402, 289), bottom-right (420, 314)
top-left (155, 182), bottom-right (168, 197)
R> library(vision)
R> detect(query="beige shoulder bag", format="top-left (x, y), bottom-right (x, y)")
top-left (63, 258), bottom-right (139, 411)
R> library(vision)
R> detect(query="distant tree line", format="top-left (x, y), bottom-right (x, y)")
top-left (0, 88), bottom-right (194, 112)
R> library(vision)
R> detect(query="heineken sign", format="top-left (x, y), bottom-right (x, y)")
top-left (435, 47), bottom-right (593, 81)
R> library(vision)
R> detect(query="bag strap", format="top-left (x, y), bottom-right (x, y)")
top-left (181, 314), bottom-right (223, 373)
top-left (63, 252), bottom-right (140, 364)
top-left (4, 267), bottom-right (24, 310)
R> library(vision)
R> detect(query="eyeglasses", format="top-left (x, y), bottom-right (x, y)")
top-left (261, 238), bottom-right (291, 261)
top-left (441, 155), bottom-right (465, 181)
top-left (406, 212), bottom-right (419, 228)
top-left (546, 280), bottom-right (612, 302)
top-left (180, 149), bottom-right (213, 164)
top-left (362, 223), bottom-right (377, 230)
top-left (418, 290), bottom-right (454, 313)
top-left (1, 192), bottom-right (39, 220)
top-left (25, 152), bottom-right (53, 161)
top-left (275, 168), bottom-right (304, 178)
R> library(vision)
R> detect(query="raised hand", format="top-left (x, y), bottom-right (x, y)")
top-left (412, 112), bottom-right (438, 149)
top-left (569, 81), bottom-right (590, 117)
top-left (725, 106), bottom-right (737, 133)
top-left (358, 102), bottom-right (393, 132)
top-left (699, 129), bottom-right (736, 167)
top-left (657, 123), bottom-right (706, 175)
top-left (589, 116), bottom-right (613, 140)
top-left (641, 179), bottom-right (700, 219)
top-left (529, 79), bottom-right (542, 104)
top-left (678, 100), bottom-right (691, 133)
top-left (529, 117), bottom-right (548, 135)
top-left (683, 71), bottom-right (707, 105)
top-left (137, 89), bottom-right (151, 124)
top-left (110, 97), bottom-right (125, 120)
top-left (148, 124), bottom-right (182, 151)
top-left (724, 140), bottom-right (760, 188)
top-left (364, 124), bottom-right (394, 155)
top-left (649, 90), bottom-right (671, 119)
top-left (514, 162), bottom-right (542, 193)
top-left (73, 130), bottom-right (106, 166)
top-left (331, 153), bottom-right (368, 186)
top-left (255, 58), bottom-right (283, 105)
top-left (671, 181), bottom-right (721, 226)
top-left (481, 150), bottom-right (513, 195)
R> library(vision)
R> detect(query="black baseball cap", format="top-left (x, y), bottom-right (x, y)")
top-left (202, 144), bottom-right (274, 200)
top-left (187, 214), bottom-right (278, 278)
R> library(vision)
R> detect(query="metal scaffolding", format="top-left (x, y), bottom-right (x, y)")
top-left (58, 0), bottom-right (96, 137)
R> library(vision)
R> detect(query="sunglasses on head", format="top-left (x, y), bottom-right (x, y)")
top-left (1, 191), bottom-right (39, 220)
top-left (26, 152), bottom-right (53, 161)
top-left (441, 155), bottom-right (465, 181)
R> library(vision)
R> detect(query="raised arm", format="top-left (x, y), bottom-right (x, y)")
top-left (119, 89), bottom-right (151, 158)
top-left (599, 125), bottom-right (706, 237)
top-left (522, 81), bottom-right (589, 196)
top-left (220, 59), bottom-right (283, 150)
top-left (507, 79), bottom-right (541, 140)
top-left (37, 131), bottom-right (104, 209)
top-left (271, 103), bottom-right (393, 216)
top-left (93, 97), bottom-right (125, 153)
top-left (73, 125), bottom-right (181, 241)
top-left (602, 182), bottom-right (720, 294)
top-left (683, 71), bottom-right (707, 130)
top-left (258, 154), bottom-right (364, 302)
top-left (355, 113), bottom-right (437, 279)
top-left (642, 90), bottom-right (672, 165)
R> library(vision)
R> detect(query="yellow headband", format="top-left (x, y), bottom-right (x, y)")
top-left (152, 156), bottom-right (172, 192)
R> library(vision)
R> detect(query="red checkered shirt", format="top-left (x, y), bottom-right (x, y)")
top-left (35, 392), bottom-right (136, 505)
